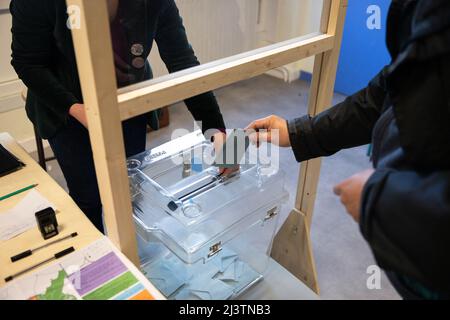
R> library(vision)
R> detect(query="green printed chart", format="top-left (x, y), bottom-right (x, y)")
top-left (32, 270), bottom-right (77, 300)
top-left (0, 238), bottom-right (157, 300)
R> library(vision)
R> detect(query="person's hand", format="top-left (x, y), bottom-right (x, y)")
top-left (245, 115), bottom-right (291, 147)
top-left (333, 169), bottom-right (375, 222)
top-left (69, 103), bottom-right (88, 128)
top-left (212, 132), bottom-right (240, 176)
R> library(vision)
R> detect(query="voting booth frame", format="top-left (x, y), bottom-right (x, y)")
top-left (68, 0), bottom-right (347, 294)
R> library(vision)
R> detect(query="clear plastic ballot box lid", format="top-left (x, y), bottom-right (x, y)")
top-left (127, 131), bottom-right (289, 265)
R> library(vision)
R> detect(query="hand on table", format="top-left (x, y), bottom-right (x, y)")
top-left (333, 169), bottom-right (375, 223)
top-left (245, 115), bottom-right (291, 147)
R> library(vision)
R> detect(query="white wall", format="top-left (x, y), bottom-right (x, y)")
top-left (150, 0), bottom-right (261, 77)
top-left (150, 0), bottom-right (323, 78)
top-left (260, 0), bottom-right (323, 79)
top-left (0, 0), bottom-right (31, 149)
top-left (295, 0), bottom-right (324, 73)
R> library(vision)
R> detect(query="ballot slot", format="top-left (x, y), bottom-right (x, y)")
top-left (128, 138), bottom-right (288, 300)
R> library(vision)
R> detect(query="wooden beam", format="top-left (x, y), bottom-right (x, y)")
top-left (298, 0), bottom-right (348, 228)
top-left (271, 0), bottom-right (348, 295)
top-left (271, 208), bottom-right (320, 293)
top-left (118, 33), bottom-right (335, 121)
top-left (67, 0), bottom-right (139, 265)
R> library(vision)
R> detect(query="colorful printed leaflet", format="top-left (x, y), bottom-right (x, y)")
top-left (29, 270), bottom-right (76, 300)
top-left (68, 252), bottom-right (153, 300)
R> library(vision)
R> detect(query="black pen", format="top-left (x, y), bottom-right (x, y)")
top-left (5, 247), bottom-right (75, 282)
top-left (10, 232), bottom-right (78, 263)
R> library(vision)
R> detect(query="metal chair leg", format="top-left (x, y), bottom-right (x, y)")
top-left (34, 126), bottom-right (47, 171)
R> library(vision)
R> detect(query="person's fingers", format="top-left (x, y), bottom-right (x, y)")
top-left (247, 131), bottom-right (259, 145)
top-left (245, 117), bottom-right (271, 131)
top-left (333, 183), bottom-right (343, 196)
top-left (256, 131), bottom-right (272, 144)
top-left (245, 120), bottom-right (258, 131)
top-left (248, 131), bottom-right (272, 147)
top-left (213, 132), bottom-right (226, 144)
top-left (221, 165), bottom-right (240, 176)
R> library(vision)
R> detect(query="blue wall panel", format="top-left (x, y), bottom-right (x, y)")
top-left (334, 0), bottom-right (391, 95)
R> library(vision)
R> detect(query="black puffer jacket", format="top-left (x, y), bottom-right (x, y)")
top-left (288, 0), bottom-right (450, 297)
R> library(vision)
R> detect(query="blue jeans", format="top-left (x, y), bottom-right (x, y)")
top-left (48, 116), bottom-right (147, 233)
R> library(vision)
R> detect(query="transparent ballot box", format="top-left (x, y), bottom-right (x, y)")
top-left (128, 135), bottom-right (288, 300)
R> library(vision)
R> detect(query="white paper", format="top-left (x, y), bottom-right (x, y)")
top-left (0, 237), bottom-right (164, 300)
top-left (0, 189), bottom-right (56, 240)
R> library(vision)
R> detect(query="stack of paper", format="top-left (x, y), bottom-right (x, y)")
top-left (0, 190), bottom-right (56, 241)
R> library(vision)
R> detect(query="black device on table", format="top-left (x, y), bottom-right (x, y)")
top-left (0, 144), bottom-right (25, 177)
top-left (35, 207), bottom-right (59, 240)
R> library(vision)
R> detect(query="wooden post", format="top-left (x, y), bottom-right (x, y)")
top-left (68, 0), bottom-right (139, 265)
top-left (271, 0), bottom-right (347, 294)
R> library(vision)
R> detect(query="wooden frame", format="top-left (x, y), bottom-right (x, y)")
top-left (271, 0), bottom-right (347, 294)
top-left (68, 0), bottom-right (347, 294)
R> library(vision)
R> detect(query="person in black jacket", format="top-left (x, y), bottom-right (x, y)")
top-left (247, 0), bottom-right (450, 299)
top-left (10, 0), bottom-right (227, 233)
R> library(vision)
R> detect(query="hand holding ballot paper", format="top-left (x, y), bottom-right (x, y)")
top-left (245, 115), bottom-right (291, 147)
top-left (212, 129), bottom-right (250, 172)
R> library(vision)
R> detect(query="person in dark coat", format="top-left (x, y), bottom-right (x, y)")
top-left (11, 0), bottom-right (227, 233)
top-left (247, 0), bottom-right (450, 299)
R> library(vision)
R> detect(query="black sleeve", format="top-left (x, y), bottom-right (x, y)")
top-left (288, 67), bottom-right (388, 162)
top-left (360, 168), bottom-right (450, 292)
top-left (10, 0), bottom-right (79, 118)
top-left (155, 0), bottom-right (225, 133)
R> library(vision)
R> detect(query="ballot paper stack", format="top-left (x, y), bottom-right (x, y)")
top-left (128, 138), bottom-right (288, 300)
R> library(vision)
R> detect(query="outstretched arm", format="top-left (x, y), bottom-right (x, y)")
top-left (246, 68), bottom-right (388, 162)
top-left (288, 68), bottom-right (388, 162)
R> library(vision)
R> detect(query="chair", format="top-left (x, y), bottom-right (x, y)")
top-left (21, 89), bottom-right (55, 171)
